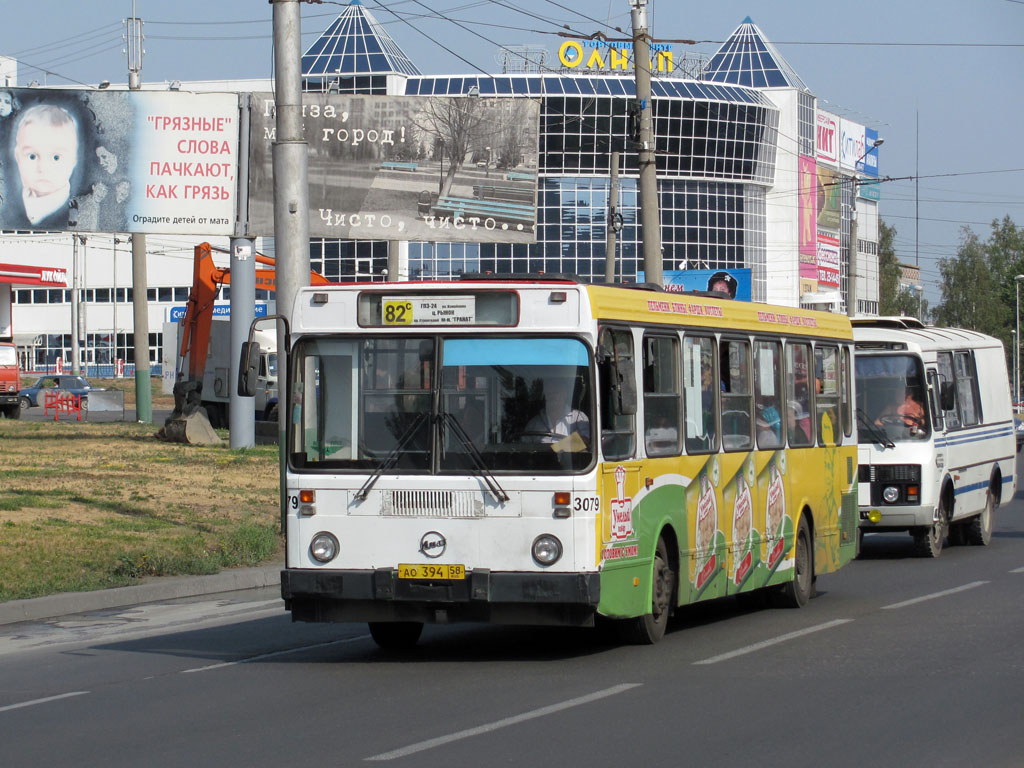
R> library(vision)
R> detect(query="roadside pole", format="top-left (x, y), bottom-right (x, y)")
top-left (127, 6), bottom-right (152, 422)
top-left (272, 0), bottom-right (311, 529)
top-left (604, 151), bottom-right (620, 284)
top-left (229, 93), bottom-right (256, 449)
top-left (631, 0), bottom-right (662, 287)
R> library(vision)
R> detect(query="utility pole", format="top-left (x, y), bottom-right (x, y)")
top-left (272, 0), bottom-right (311, 525)
top-left (71, 236), bottom-right (80, 375)
top-left (126, 2), bottom-right (152, 422)
top-left (229, 95), bottom-right (256, 449)
top-left (630, 0), bottom-right (662, 286)
top-left (848, 175), bottom-right (857, 317)
top-left (604, 151), bottom-right (620, 283)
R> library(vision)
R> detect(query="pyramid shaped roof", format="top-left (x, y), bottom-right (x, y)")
top-left (302, 0), bottom-right (421, 79)
top-left (704, 17), bottom-right (809, 91)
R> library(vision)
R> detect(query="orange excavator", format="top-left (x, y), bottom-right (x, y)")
top-left (158, 241), bottom-right (328, 443)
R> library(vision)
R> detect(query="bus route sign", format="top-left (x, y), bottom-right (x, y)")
top-left (382, 296), bottom-right (476, 326)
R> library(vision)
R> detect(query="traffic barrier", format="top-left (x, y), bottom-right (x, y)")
top-left (44, 390), bottom-right (82, 422)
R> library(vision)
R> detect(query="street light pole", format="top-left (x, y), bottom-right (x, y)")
top-left (848, 137), bottom-right (884, 317)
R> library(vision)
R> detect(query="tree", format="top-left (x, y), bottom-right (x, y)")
top-left (934, 228), bottom-right (1003, 334)
top-left (878, 220), bottom-right (928, 320)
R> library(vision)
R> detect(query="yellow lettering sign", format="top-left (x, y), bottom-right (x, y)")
top-left (559, 40), bottom-right (584, 68)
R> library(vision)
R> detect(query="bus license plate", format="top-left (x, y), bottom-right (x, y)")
top-left (397, 563), bottom-right (466, 580)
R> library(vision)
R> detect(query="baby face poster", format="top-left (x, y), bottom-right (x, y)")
top-left (0, 88), bottom-right (238, 235)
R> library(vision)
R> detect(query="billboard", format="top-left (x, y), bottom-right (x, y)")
top-left (0, 88), bottom-right (239, 235)
top-left (815, 109), bottom-right (838, 166)
top-left (816, 233), bottom-right (841, 287)
top-left (840, 119), bottom-right (880, 177)
top-left (248, 94), bottom-right (541, 243)
top-left (798, 155), bottom-right (816, 257)
top-left (637, 268), bottom-right (753, 302)
top-left (816, 165), bottom-right (841, 231)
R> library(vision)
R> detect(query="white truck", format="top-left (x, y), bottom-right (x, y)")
top-left (162, 317), bottom-right (278, 428)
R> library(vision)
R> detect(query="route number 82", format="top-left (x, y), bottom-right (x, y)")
top-left (383, 300), bottom-right (413, 325)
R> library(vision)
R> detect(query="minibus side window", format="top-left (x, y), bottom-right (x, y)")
top-left (954, 351), bottom-right (981, 426)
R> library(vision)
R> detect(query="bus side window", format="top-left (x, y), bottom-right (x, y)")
top-left (814, 345), bottom-right (840, 446)
top-left (683, 335), bottom-right (718, 454)
top-left (954, 351), bottom-right (981, 426)
top-left (755, 340), bottom-right (783, 450)
top-left (599, 327), bottom-right (636, 460)
top-left (721, 338), bottom-right (752, 451)
top-left (643, 334), bottom-right (681, 457)
top-left (785, 342), bottom-right (814, 447)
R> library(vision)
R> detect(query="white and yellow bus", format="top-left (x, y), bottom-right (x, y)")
top-left (255, 278), bottom-right (859, 647)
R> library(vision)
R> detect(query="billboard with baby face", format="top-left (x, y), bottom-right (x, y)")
top-left (0, 87), bottom-right (239, 235)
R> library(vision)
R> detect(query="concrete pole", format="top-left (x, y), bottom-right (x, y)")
top-left (127, 7), bottom-right (151, 422)
top-left (71, 236), bottom-right (80, 375)
top-left (631, 0), bottom-right (662, 286)
top-left (229, 238), bottom-right (256, 448)
top-left (847, 176), bottom-right (857, 317)
top-left (272, 0), bottom-right (311, 528)
top-left (604, 151), bottom-right (619, 284)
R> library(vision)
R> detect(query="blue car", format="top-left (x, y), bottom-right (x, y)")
top-left (19, 375), bottom-right (94, 410)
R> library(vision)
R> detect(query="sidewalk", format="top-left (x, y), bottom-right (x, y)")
top-left (0, 563), bottom-right (283, 626)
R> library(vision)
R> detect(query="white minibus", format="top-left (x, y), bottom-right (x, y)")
top-left (853, 318), bottom-right (1016, 557)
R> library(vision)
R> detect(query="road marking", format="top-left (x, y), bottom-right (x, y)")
top-left (0, 691), bottom-right (89, 713)
top-left (1011, 567), bottom-right (1024, 574)
top-left (692, 619), bottom-right (853, 665)
top-left (364, 683), bottom-right (642, 761)
top-left (180, 635), bottom-right (370, 674)
top-left (882, 581), bottom-right (988, 610)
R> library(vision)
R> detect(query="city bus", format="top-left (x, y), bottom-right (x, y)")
top-left (853, 317), bottom-right (1015, 557)
top-left (249, 278), bottom-right (859, 647)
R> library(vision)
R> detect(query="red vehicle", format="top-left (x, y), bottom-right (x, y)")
top-left (0, 340), bottom-right (21, 419)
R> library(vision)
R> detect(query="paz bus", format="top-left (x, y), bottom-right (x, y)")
top-left (247, 278), bottom-right (859, 647)
top-left (853, 317), bottom-right (1015, 557)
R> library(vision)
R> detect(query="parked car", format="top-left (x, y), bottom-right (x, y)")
top-left (19, 375), bottom-right (94, 410)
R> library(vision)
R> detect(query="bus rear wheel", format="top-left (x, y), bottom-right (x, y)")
top-left (967, 488), bottom-right (995, 546)
top-left (368, 621), bottom-right (423, 650)
top-left (772, 514), bottom-right (813, 608)
top-left (618, 536), bottom-right (675, 644)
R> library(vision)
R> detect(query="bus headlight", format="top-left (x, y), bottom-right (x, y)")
top-left (310, 532), bottom-right (339, 563)
top-left (882, 486), bottom-right (900, 504)
top-left (532, 534), bottom-right (563, 567)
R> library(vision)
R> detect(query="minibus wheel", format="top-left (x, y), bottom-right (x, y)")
top-left (913, 495), bottom-right (948, 558)
top-left (967, 487), bottom-right (995, 546)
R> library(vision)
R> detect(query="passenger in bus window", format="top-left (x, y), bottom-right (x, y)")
top-left (756, 401), bottom-right (782, 448)
top-left (525, 375), bottom-right (590, 451)
top-left (788, 400), bottom-right (811, 445)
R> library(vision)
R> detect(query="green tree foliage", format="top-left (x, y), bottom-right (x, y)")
top-left (878, 220), bottom-right (929, 320)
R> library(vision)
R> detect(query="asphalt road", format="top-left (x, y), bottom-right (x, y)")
top-left (2, 461), bottom-right (1023, 767)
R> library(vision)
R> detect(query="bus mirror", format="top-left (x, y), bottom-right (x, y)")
top-left (613, 361), bottom-right (637, 415)
top-left (238, 341), bottom-right (260, 397)
top-left (940, 381), bottom-right (955, 411)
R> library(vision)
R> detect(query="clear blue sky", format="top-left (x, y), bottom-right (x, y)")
top-left (3, 0), bottom-right (1022, 305)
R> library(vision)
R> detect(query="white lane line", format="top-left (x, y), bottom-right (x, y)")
top-left (364, 683), bottom-right (642, 762)
top-left (180, 635), bottom-right (371, 673)
top-left (1011, 567), bottom-right (1024, 574)
top-left (0, 691), bottom-right (89, 713)
top-left (882, 581), bottom-right (988, 610)
top-left (692, 619), bottom-right (853, 665)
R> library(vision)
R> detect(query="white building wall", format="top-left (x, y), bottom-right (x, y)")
top-left (764, 88), bottom-right (801, 308)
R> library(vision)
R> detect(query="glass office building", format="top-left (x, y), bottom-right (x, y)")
top-left (300, 2), bottom-right (878, 310)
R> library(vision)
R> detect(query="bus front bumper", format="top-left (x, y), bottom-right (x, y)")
top-left (281, 568), bottom-right (601, 627)
top-left (858, 503), bottom-right (937, 530)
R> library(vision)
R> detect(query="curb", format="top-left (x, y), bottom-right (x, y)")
top-left (0, 564), bottom-right (283, 626)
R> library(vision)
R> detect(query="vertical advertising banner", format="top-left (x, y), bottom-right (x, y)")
top-left (816, 233), bottom-right (841, 287)
top-left (0, 88), bottom-right (238, 235)
top-left (816, 165), bottom-right (841, 231)
top-left (248, 93), bottom-right (541, 244)
top-left (798, 155), bottom-right (816, 258)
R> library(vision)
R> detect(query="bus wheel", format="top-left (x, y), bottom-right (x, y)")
top-left (773, 515), bottom-right (813, 608)
top-left (368, 621), bottom-right (423, 650)
top-left (967, 488), bottom-right (995, 546)
top-left (618, 537), bottom-right (675, 644)
top-left (912, 496), bottom-right (948, 558)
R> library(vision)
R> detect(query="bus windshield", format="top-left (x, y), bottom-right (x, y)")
top-left (855, 353), bottom-right (929, 442)
top-left (289, 335), bottom-right (595, 473)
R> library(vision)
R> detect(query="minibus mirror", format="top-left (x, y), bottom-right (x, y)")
top-left (238, 341), bottom-right (260, 397)
top-left (940, 381), bottom-right (955, 411)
